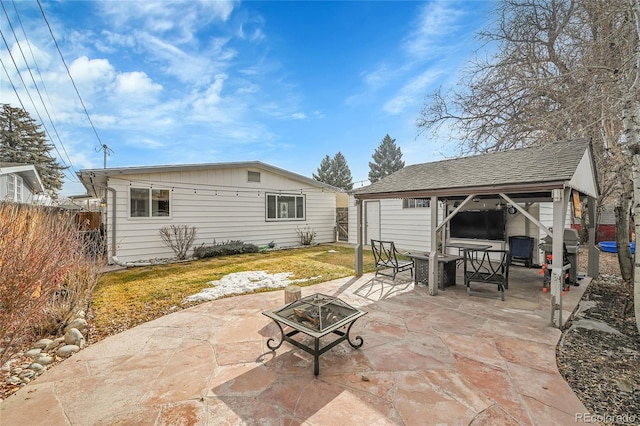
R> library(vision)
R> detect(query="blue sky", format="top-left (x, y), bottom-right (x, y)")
top-left (1, 1), bottom-right (492, 196)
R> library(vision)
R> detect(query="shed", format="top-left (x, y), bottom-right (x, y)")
top-left (352, 139), bottom-right (599, 327)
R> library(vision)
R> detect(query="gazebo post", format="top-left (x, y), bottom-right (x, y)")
top-left (550, 188), bottom-right (570, 327)
top-left (428, 195), bottom-right (439, 296)
top-left (355, 199), bottom-right (363, 276)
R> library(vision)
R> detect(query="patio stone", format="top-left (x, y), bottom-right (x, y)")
top-left (0, 269), bottom-right (590, 425)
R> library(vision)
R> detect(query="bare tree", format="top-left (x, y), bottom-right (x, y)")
top-left (418, 0), bottom-right (637, 287)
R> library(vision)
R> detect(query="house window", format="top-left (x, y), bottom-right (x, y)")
top-left (403, 198), bottom-right (430, 208)
top-left (266, 193), bottom-right (305, 220)
top-left (5, 174), bottom-right (22, 202)
top-left (130, 188), bottom-right (170, 217)
top-left (248, 171), bottom-right (261, 183)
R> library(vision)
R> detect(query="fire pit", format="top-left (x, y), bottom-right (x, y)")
top-left (262, 293), bottom-right (367, 375)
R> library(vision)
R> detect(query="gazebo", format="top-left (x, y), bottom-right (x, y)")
top-left (352, 139), bottom-right (600, 328)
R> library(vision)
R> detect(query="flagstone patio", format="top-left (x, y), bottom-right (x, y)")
top-left (0, 266), bottom-right (590, 425)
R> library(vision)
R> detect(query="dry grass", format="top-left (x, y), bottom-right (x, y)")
top-left (89, 244), bottom-right (376, 341)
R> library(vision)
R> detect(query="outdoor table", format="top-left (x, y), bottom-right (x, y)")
top-left (262, 293), bottom-right (367, 376)
top-left (447, 242), bottom-right (492, 267)
top-left (407, 253), bottom-right (462, 289)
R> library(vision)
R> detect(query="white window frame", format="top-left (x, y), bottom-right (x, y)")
top-left (15, 175), bottom-right (23, 202)
top-left (6, 173), bottom-right (16, 201)
top-left (403, 198), bottom-right (430, 208)
top-left (129, 187), bottom-right (171, 218)
top-left (266, 193), bottom-right (305, 221)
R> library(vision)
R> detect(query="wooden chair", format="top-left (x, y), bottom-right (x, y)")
top-left (371, 239), bottom-right (414, 280)
top-left (464, 249), bottom-right (511, 301)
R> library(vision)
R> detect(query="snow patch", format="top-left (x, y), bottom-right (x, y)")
top-left (184, 271), bottom-right (320, 302)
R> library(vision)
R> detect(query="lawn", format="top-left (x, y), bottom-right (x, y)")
top-left (89, 244), bottom-right (376, 342)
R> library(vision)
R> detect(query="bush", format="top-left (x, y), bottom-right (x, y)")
top-left (159, 224), bottom-right (197, 260)
top-left (0, 203), bottom-right (103, 366)
top-left (296, 226), bottom-right (316, 245)
top-left (192, 240), bottom-right (259, 259)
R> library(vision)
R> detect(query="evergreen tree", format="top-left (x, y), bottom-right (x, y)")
top-left (331, 152), bottom-right (353, 190)
top-left (368, 134), bottom-right (404, 183)
top-left (313, 152), bottom-right (353, 190)
top-left (313, 155), bottom-right (333, 183)
top-left (0, 104), bottom-right (66, 196)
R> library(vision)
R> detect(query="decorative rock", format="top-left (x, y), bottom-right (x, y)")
top-left (65, 318), bottom-right (89, 335)
top-left (18, 370), bottom-right (35, 380)
top-left (7, 376), bottom-right (22, 385)
top-left (64, 328), bottom-right (85, 348)
top-left (29, 363), bottom-right (45, 373)
top-left (56, 345), bottom-right (80, 358)
top-left (44, 340), bottom-right (61, 351)
top-left (10, 368), bottom-right (22, 375)
top-left (33, 339), bottom-right (53, 349)
top-left (25, 348), bottom-right (42, 358)
top-left (35, 355), bottom-right (54, 366)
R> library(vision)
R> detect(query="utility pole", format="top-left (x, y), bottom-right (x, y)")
top-left (97, 144), bottom-right (113, 168)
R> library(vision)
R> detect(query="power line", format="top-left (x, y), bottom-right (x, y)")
top-left (36, 0), bottom-right (105, 151)
top-left (1, 0), bottom-right (78, 182)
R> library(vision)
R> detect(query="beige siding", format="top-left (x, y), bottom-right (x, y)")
top-left (106, 167), bottom-right (337, 262)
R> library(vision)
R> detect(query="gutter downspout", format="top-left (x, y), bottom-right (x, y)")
top-left (105, 186), bottom-right (117, 261)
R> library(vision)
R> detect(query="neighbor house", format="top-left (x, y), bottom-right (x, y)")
top-left (0, 162), bottom-right (45, 204)
top-left (77, 161), bottom-right (341, 264)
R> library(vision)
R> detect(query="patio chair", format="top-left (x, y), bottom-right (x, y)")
top-left (371, 239), bottom-right (414, 280)
top-left (464, 249), bottom-right (510, 301)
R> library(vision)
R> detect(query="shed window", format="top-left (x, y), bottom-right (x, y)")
top-left (248, 171), bottom-right (261, 183)
top-left (5, 174), bottom-right (22, 202)
top-left (130, 188), bottom-right (170, 217)
top-left (266, 193), bottom-right (305, 220)
top-left (403, 198), bottom-right (430, 208)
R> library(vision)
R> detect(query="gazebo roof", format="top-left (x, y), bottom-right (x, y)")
top-left (353, 139), bottom-right (598, 200)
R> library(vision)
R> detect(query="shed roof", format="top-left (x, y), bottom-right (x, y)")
top-left (0, 162), bottom-right (45, 193)
top-left (353, 139), bottom-right (598, 200)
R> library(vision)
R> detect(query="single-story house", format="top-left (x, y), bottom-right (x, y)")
top-left (0, 162), bottom-right (44, 204)
top-left (77, 161), bottom-right (341, 263)
top-left (350, 139), bottom-right (600, 328)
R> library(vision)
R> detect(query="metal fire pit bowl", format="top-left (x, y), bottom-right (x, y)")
top-left (262, 293), bottom-right (367, 376)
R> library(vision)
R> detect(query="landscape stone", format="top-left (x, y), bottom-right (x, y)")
top-left (65, 318), bottom-right (89, 334)
top-left (35, 355), bottom-right (54, 365)
top-left (25, 348), bottom-right (42, 358)
top-left (33, 339), bottom-right (53, 349)
top-left (56, 345), bottom-right (80, 358)
top-left (64, 328), bottom-right (85, 348)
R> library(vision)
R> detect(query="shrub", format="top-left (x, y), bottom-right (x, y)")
top-left (0, 203), bottom-right (103, 366)
top-left (192, 240), bottom-right (259, 259)
top-left (296, 226), bottom-right (316, 245)
top-left (159, 225), bottom-right (197, 260)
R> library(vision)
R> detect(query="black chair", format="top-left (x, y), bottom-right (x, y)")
top-left (370, 239), bottom-right (414, 280)
top-left (464, 249), bottom-right (511, 301)
top-left (509, 236), bottom-right (534, 267)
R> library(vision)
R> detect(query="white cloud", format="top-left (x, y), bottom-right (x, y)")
top-left (68, 56), bottom-right (115, 88)
top-left (384, 69), bottom-right (442, 115)
top-left (115, 71), bottom-right (162, 97)
top-left (290, 112), bottom-right (306, 120)
top-left (402, 1), bottom-right (466, 59)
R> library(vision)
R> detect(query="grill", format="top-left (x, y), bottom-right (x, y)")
top-left (263, 293), bottom-right (367, 375)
